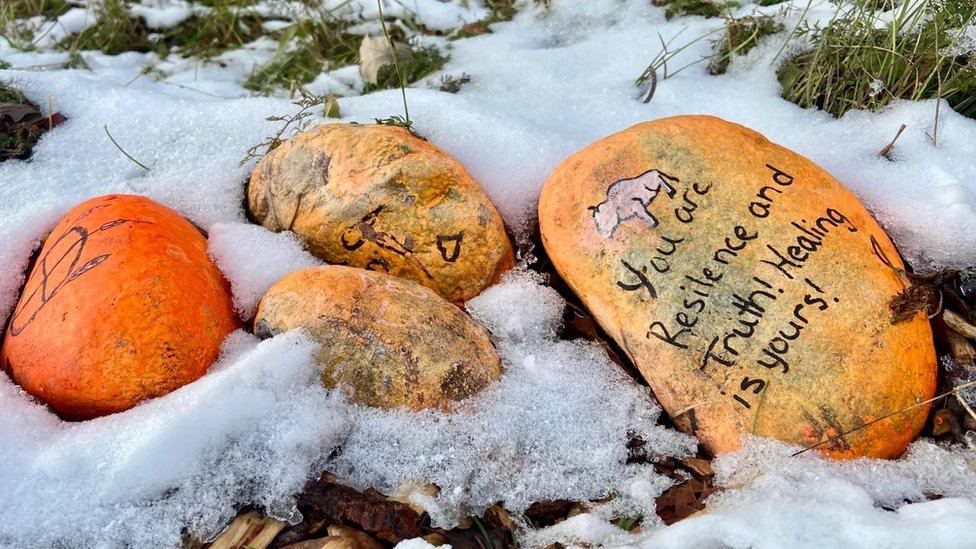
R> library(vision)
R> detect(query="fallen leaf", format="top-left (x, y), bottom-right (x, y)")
top-left (0, 103), bottom-right (40, 124)
top-left (359, 35), bottom-right (410, 85)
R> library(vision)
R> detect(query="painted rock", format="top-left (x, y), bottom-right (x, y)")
top-left (247, 123), bottom-right (515, 303)
top-left (254, 265), bottom-right (503, 409)
top-left (538, 115), bottom-right (936, 458)
top-left (0, 195), bottom-right (240, 420)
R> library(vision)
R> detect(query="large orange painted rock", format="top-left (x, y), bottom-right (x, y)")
top-left (0, 195), bottom-right (240, 420)
top-left (247, 123), bottom-right (515, 303)
top-left (254, 265), bottom-right (502, 409)
top-left (538, 115), bottom-right (936, 458)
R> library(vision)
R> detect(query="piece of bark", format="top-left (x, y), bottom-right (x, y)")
top-left (208, 511), bottom-right (286, 549)
top-left (298, 477), bottom-right (423, 542)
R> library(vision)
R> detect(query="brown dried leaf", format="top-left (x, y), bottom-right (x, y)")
top-left (655, 478), bottom-right (720, 525)
top-left (523, 500), bottom-right (573, 527)
top-left (0, 103), bottom-right (40, 123)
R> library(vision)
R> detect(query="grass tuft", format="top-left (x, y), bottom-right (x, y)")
top-left (432, 72), bottom-right (472, 93)
top-left (654, 0), bottom-right (741, 20)
top-left (365, 44), bottom-right (447, 92)
top-left (777, 0), bottom-right (976, 120)
top-left (708, 14), bottom-right (784, 75)
top-left (244, 14), bottom-right (359, 94)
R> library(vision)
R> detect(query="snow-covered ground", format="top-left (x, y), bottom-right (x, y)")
top-left (2, 0), bottom-right (976, 547)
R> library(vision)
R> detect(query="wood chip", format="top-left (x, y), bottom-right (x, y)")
top-left (944, 309), bottom-right (976, 341)
top-left (680, 457), bottom-right (715, 479)
top-left (947, 329), bottom-right (976, 365)
top-left (280, 537), bottom-right (356, 549)
top-left (208, 511), bottom-right (286, 549)
top-left (327, 525), bottom-right (382, 549)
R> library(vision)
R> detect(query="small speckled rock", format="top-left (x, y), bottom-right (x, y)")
top-left (538, 115), bottom-right (936, 459)
top-left (254, 265), bottom-right (503, 409)
top-left (247, 123), bottom-right (515, 303)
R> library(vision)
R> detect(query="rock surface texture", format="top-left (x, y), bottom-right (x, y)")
top-left (1, 194), bottom-right (239, 420)
top-left (247, 124), bottom-right (514, 303)
top-left (538, 115), bottom-right (936, 458)
top-left (254, 265), bottom-right (503, 409)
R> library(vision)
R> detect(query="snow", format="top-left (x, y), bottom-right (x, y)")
top-left (329, 269), bottom-right (696, 527)
top-left (130, 4), bottom-right (195, 30)
top-left (523, 438), bottom-right (976, 549)
top-left (1, 0), bottom-right (976, 546)
top-left (0, 330), bottom-right (346, 548)
top-left (207, 223), bottom-right (323, 320)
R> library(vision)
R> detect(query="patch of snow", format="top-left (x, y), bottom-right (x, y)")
top-left (0, 331), bottom-right (349, 548)
top-left (637, 437), bottom-right (976, 549)
top-left (2, 0), bottom-right (976, 546)
top-left (207, 223), bottom-right (323, 320)
top-left (395, 539), bottom-right (450, 549)
top-left (332, 269), bottom-right (696, 526)
top-left (131, 4), bottom-right (195, 30)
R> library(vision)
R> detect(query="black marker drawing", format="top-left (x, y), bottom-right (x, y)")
top-left (9, 209), bottom-right (133, 337)
top-left (616, 259), bottom-right (657, 298)
top-left (365, 258), bottom-right (391, 272)
top-left (340, 205), bottom-right (434, 280)
top-left (589, 169), bottom-right (678, 238)
top-left (436, 232), bottom-right (464, 262)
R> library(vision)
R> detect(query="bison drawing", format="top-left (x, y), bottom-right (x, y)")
top-left (589, 169), bottom-right (678, 238)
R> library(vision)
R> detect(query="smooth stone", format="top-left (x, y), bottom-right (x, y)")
top-left (254, 265), bottom-right (502, 410)
top-left (0, 194), bottom-right (240, 420)
top-left (538, 115), bottom-right (936, 458)
top-left (247, 123), bottom-right (515, 304)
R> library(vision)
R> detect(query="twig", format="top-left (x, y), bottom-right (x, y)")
top-left (792, 379), bottom-right (976, 457)
top-left (878, 123), bottom-right (906, 160)
top-left (103, 125), bottom-right (150, 172)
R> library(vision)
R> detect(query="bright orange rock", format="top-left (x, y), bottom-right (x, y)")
top-left (254, 265), bottom-right (502, 410)
top-left (538, 115), bottom-right (937, 458)
top-left (246, 123), bottom-right (514, 304)
top-left (0, 195), bottom-right (240, 420)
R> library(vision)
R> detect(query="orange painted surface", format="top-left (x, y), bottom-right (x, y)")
top-left (247, 123), bottom-right (514, 303)
top-left (539, 115), bottom-right (936, 458)
top-left (1, 195), bottom-right (240, 420)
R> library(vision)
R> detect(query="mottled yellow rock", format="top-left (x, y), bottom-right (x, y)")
top-left (247, 124), bottom-right (514, 303)
top-left (538, 115), bottom-right (936, 458)
top-left (254, 265), bottom-right (502, 409)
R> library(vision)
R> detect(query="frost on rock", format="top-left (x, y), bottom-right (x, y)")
top-left (329, 269), bottom-right (697, 527)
